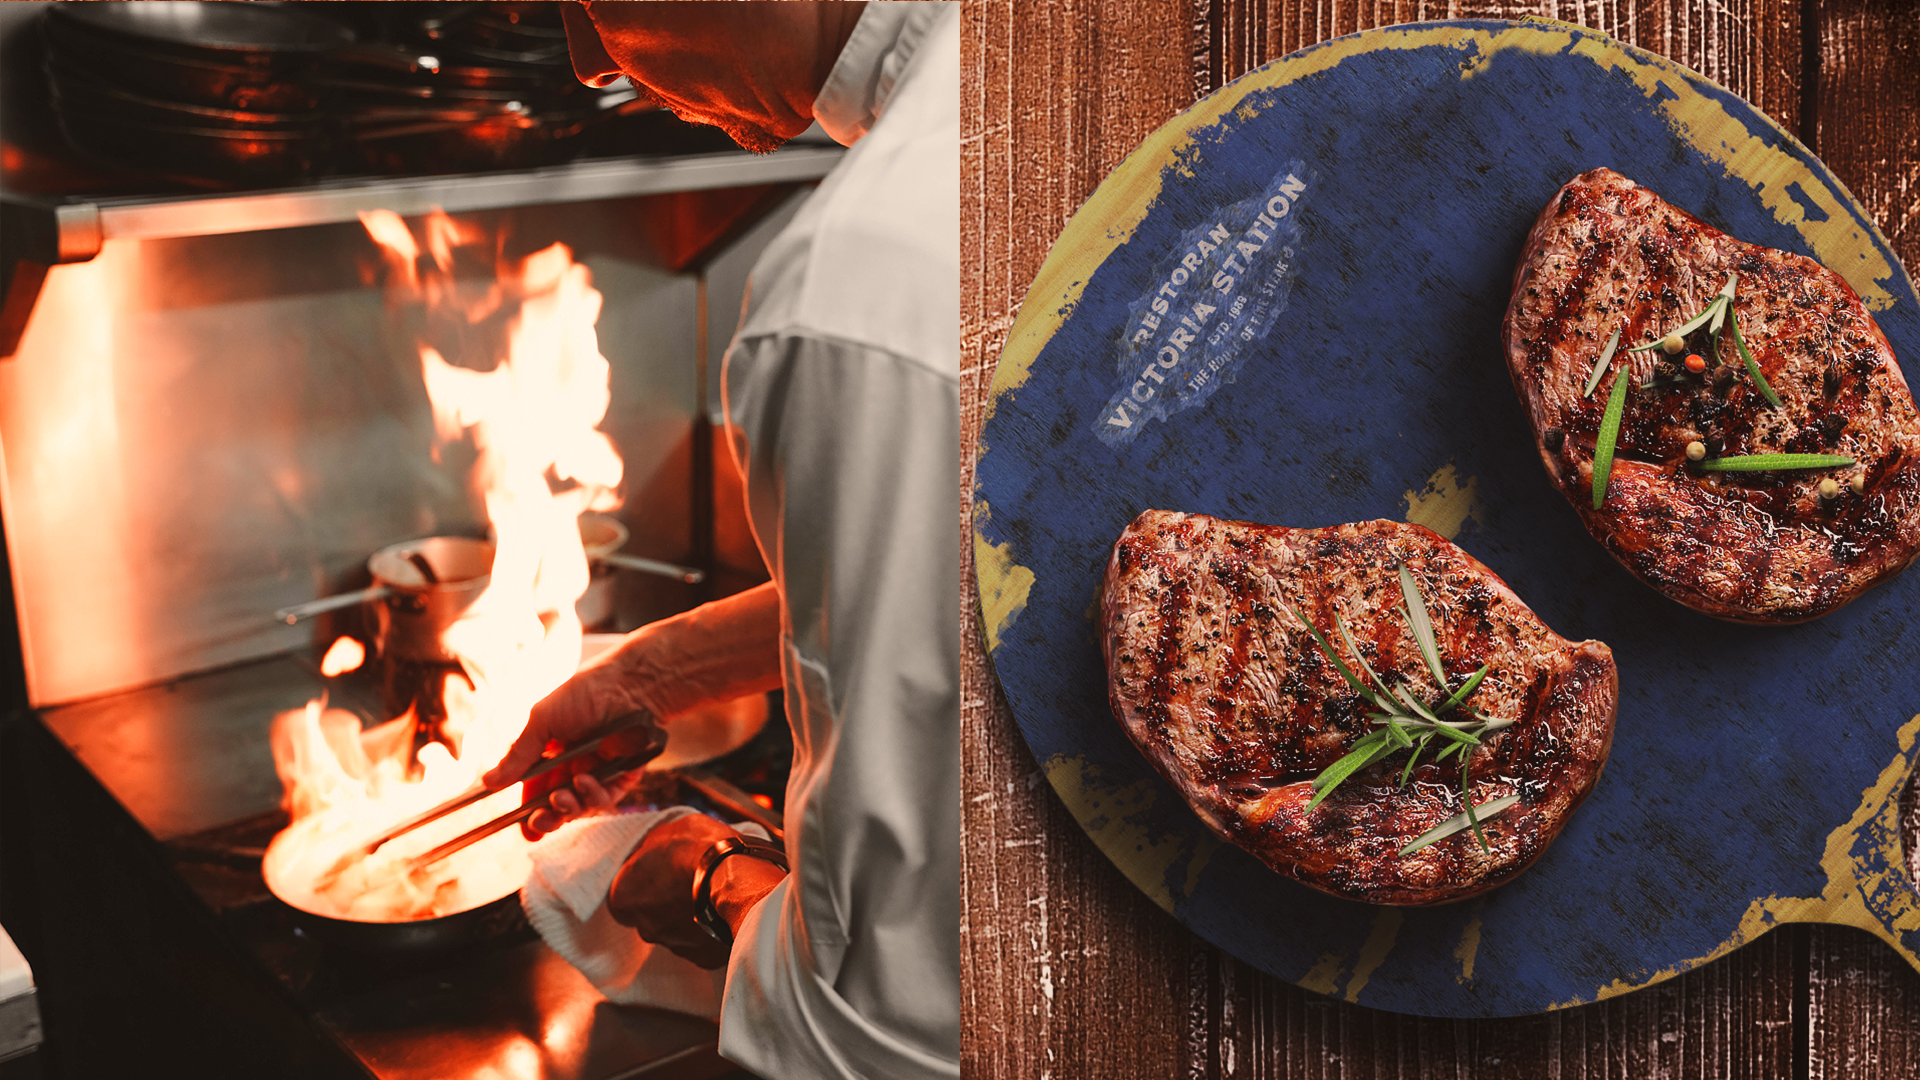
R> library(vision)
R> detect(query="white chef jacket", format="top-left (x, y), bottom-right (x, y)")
top-left (715, 5), bottom-right (959, 1080)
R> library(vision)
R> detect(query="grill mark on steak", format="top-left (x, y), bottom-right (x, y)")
top-left (1102, 511), bottom-right (1618, 906)
top-left (1505, 168), bottom-right (1920, 622)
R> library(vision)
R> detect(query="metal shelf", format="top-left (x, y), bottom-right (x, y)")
top-left (0, 145), bottom-right (842, 354)
top-left (7, 145), bottom-right (843, 261)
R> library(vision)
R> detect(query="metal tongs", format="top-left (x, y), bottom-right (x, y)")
top-left (359, 710), bottom-right (665, 877)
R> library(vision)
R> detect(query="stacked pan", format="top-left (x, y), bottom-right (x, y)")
top-left (301, 1), bottom-right (618, 175)
top-left (42, 1), bottom-right (348, 186)
top-left (41, 1), bottom-right (645, 187)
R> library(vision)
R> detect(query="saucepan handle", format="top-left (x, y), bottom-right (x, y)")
top-left (274, 585), bottom-right (394, 625)
top-left (597, 553), bottom-right (706, 584)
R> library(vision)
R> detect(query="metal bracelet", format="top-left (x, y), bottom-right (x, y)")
top-left (691, 835), bottom-right (789, 947)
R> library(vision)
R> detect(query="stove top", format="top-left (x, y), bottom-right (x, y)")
top-left (11, 651), bottom-right (776, 1080)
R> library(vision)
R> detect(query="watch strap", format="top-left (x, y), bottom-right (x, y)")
top-left (691, 835), bottom-right (789, 947)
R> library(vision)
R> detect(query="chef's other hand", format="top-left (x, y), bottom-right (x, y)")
top-left (481, 647), bottom-right (664, 839)
top-left (609, 813), bottom-right (787, 969)
top-left (516, 718), bottom-right (664, 841)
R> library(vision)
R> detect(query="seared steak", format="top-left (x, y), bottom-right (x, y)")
top-left (1101, 511), bottom-right (1617, 906)
top-left (1505, 167), bottom-right (1920, 622)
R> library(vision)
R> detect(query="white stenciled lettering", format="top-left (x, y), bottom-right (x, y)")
top-left (1099, 165), bottom-right (1308, 446)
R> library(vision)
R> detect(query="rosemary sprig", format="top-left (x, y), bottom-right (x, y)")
top-left (1591, 356), bottom-right (1631, 509)
top-left (1618, 272), bottom-right (1778, 405)
top-left (1293, 569), bottom-right (1518, 855)
top-left (1697, 453), bottom-right (1854, 472)
top-left (1726, 302), bottom-right (1782, 407)
top-left (1582, 327), bottom-right (1622, 398)
top-left (1400, 794), bottom-right (1522, 857)
top-left (1625, 294), bottom-right (1723, 352)
top-left (1398, 564), bottom-right (1446, 687)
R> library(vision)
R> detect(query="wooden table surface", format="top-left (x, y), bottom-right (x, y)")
top-left (960, 2), bottom-right (1920, 1076)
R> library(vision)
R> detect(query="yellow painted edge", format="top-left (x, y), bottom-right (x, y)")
top-left (973, 502), bottom-right (1036, 654)
top-left (1561, 34), bottom-right (1899, 309)
top-left (1043, 753), bottom-right (1223, 913)
top-left (1403, 462), bottom-right (1482, 540)
top-left (983, 23), bottom-right (1505, 429)
top-left (1299, 952), bottom-right (1346, 997)
top-left (1454, 899), bottom-right (1487, 983)
top-left (1344, 908), bottom-right (1406, 1002)
top-left (1553, 713), bottom-right (1920, 1008)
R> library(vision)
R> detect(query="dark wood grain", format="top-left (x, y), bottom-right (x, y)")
top-left (962, 2), bottom-right (1919, 1077)
top-left (1805, 2), bottom-right (1920, 1074)
top-left (961, 3), bottom-right (1199, 1077)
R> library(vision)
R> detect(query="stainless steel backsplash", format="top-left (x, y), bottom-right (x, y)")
top-left (1, 195), bottom-right (781, 704)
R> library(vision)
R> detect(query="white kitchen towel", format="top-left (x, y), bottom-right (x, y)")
top-left (521, 806), bottom-right (766, 1018)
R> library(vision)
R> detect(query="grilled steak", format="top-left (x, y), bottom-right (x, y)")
top-left (1505, 167), bottom-right (1920, 622)
top-left (1102, 511), bottom-right (1617, 906)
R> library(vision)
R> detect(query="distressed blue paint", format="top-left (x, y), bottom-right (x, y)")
top-left (976, 21), bottom-right (1920, 1017)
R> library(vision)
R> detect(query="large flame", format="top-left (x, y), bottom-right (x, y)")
top-left (263, 210), bottom-right (623, 923)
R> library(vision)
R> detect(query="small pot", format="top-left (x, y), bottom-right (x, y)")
top-left (274, 536), bottom-right (494, 664)
top-left (367, 536), bottom-right (494, 663)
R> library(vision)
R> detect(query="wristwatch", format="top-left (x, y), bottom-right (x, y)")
top-left (691, 835), bottom-right (789, 947)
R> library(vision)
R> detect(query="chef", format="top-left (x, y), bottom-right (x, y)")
top-left (479, 4), bottom-right (959, 1079)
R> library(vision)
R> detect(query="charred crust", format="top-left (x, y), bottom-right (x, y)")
top-left (1505, 169), bottom-right (1920, 622)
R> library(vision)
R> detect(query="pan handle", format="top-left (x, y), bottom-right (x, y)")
top-left (274, 585), bottom-right (393, 625)
top-left (596, 553), bottom-right (706, 584)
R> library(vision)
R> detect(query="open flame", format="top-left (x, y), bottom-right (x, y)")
top-left (263, 210), bottom-right (623, 922)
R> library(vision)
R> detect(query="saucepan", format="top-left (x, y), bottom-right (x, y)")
top-left (274, 535), bottom-right (493, 664)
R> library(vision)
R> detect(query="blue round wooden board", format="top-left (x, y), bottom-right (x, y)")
top-left (974, 19), bottom-right (1920, 1018)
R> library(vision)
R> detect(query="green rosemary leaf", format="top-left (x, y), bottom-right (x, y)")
top-left (1461, 765), bottom-right (1490, 853)
top-left (1436, 664), bottom-right (1490, 713)
top-left (1698, 453), bottom-right (1855, 472)
top-left (1333, 613), bottom-right (1393, 711)
top-left (1626, 296), bottom-right (1724, 352)
top-left (1582, 326), bottom-right (1622, 398)
top-left (1707, 273), bottom-right (1736, 334)
top-left (1424, 721), bottom-right (1481, 748)
top-left (1306, 738), bottom-right (1397, 810)
top-left (1398, 794), bottom-right (1522, 857)
top-left (1383, 716), bottom-right (1414, 749)
top-left (1289, 604), bottom-right (1372, 701)
top-left (1398, 564), bottom-right (1447, 687)
top-left (1310, 731), bottom-right (1388, 791)
top-left (1399, 732), bottom-right (1433, 787)
top-left (1389, 682), bottom-right (1444, 726)
top-left (1470, 709), bottom-right (1516, 733)
top-left (1726, 307), bottom-right (1782, 407)
top-left (1592, 358), bottom-right (1632, 509)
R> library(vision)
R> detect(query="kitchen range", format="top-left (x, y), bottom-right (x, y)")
top-left (0, 3), bottom-right (837, 1076)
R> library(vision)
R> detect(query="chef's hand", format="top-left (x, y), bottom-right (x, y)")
top-left (609, 813), bottom-right (788, 969)
top-left (481, 639), bottom-right (665, 839)
top-left (480, 584), bottom-right (785, 840)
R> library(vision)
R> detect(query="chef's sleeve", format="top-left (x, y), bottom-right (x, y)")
top-left (714, 329), bottom-right (959, 1080)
